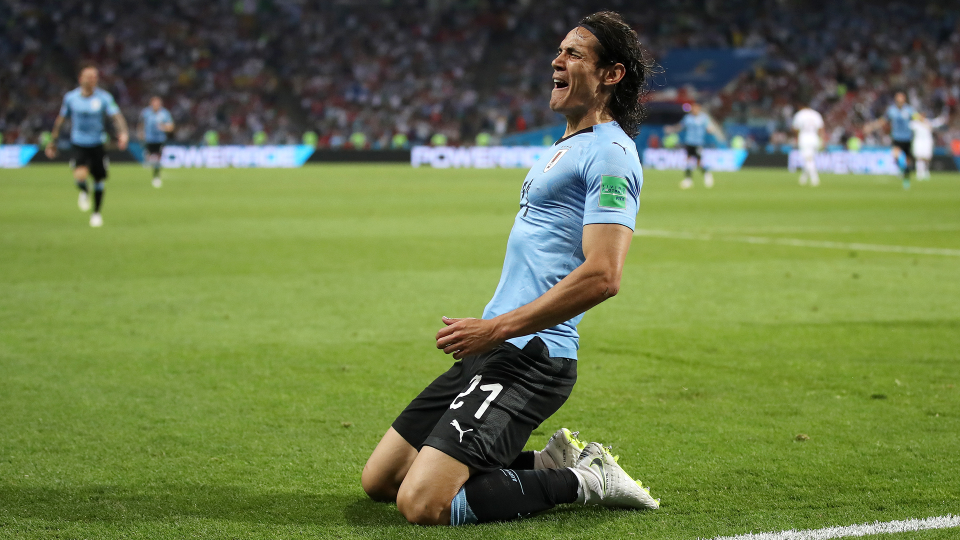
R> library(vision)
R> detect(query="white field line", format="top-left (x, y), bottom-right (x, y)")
top-left (634, 229), bottom-right (960, 257)
top-left (703, 514), bottom-right (960, 540)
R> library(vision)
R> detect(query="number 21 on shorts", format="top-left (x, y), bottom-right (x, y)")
top-left (449, 375), bottom-right (503, 419)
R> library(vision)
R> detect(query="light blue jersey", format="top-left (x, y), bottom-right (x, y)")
top-left (140, 107), bottom-right (173, 143)
top-left (886, 104), bottom-right (915, 142)
top-left (59, 88), bottom-right (120, 147)
top-left (481, 122), bottom-right (642, 359)
top-left (681, 112), bottom-right (710, 146)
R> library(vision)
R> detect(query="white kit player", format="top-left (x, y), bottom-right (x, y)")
top-left (909, 111), bottom-right (946, 181)
top-left (792, 105), bottom-right (825, 186)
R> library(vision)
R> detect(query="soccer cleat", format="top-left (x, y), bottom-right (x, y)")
top-left (679, 178), bottom-right (693, 189)
top-left (89, 213), bottom-right (103, 227)
top-left (152, 178), bottom-right (162, 188)
top-left (572, 442), bottom-right (660, 510)
top-left (540, 428), bottom-right (585, 469)
top-left (78, 191), bottom-right (91, 211)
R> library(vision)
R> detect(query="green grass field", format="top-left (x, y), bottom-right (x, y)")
top-left (1, 164), bottom-right (958, 539)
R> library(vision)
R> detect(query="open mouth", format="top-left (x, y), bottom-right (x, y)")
top-left (553, 78), bottom-right (569, 90)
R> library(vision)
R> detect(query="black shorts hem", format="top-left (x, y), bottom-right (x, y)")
top-left (684, 145), bottom-right (703, 161)
top-left (390, 337), bottom-right (577, 474)
top-left (422, 436), bottom-right (497, 473)
top-left (893, 140), bottom-right (913, 159)
top-left (71, 144), bottom-right (108, 180)
top-left (145, 143), bottom-right (164, 155)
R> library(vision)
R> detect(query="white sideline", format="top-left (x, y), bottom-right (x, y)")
top-left (634, 229), bottom-right (960, 257)
top-left (703, 514), bottom-right (960, 540)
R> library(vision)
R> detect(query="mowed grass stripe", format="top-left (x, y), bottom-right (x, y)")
top-left (635, 229), bottom-right (960, 256)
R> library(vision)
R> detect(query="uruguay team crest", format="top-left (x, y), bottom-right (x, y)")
top-left (90, 98), bottom-right (102, 111)
top-left (543, 148), bottom-right (568, 172)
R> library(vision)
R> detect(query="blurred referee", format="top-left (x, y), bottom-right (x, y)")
top-left (45, 66), bottom-right (128, 227)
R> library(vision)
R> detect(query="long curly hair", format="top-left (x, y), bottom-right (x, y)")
top-left (579, 11), bottom-right (655, 138)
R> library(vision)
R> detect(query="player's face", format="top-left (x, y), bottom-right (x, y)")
top-left (691, 103), bottom-right (701, 115)
top-left (79, 68), bottom-right (98, 91)
top-left (550, 28), bottom-right (606, 117)
top-left (895, 93), bottom-right (906, 107)
top-left (151, 97), bottom-right (162, 111)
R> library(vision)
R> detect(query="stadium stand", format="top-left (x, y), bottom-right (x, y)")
top-left (2, 0), bottom-right (959, 149)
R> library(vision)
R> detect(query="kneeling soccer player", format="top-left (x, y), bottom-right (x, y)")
top-left (361, 11), bottom-right (660, 526)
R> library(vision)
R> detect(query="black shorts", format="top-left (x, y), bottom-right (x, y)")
top-left (392, 337), bottom-right (577, 473)
top-left (684, 144), bottom-right (702, 161)
top-left (70, 144), bottom-right (108, 180)
top-left (145, 143), bottom-right (164, 156)
top-left (893, 140), bottom-right (913, 160)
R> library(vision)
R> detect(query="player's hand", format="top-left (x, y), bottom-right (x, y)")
top-left (44, 143), bottom-right (56, 159)
top-left (436, 316), bottom-right (503, 360)
top-left (117, 132), bottom-right (129, 151)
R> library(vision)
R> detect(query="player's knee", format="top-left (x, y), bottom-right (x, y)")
top-left (396, 485), bottom-right (448, 526)
top-left (360, 464), bottom-right (399, 502)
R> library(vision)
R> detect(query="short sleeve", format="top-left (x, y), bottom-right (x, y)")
top-left (59, 96), bottom-right (70, 118)
top-left (162, 111), bottom-right (172, 123)
top-left (104, 93), bottom-right (120, 115)
top-left (581, 143), bottom-right (641, 231)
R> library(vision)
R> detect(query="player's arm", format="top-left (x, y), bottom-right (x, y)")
top-left (112, 112), bottom-right (129, 150)
top-left (706, 116), bottom-right (726, 144)
top-left (864, 117), bottom-right (887, 133)
top-left (161, 114), bottom-right (175, 133)
top-left (45, 115), bottom-right (66, 158)
top-left (436, 223), bottom-right (632, 360)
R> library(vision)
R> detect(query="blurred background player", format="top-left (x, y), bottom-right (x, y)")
top-left (909, 111), bottom-right (947, 181)
top-left (138, 96), bottom-right (175, 188)
top-left (44, 66), bottom-right (128, 227)
top-left (792, 104), bottom-right (825, 186)
top-left (867, 92), bottom-right (915, 190)
top-left (669, 102), bottom-right (725, 189)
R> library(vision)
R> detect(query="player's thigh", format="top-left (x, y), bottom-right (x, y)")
top-left (90, 148), bottom-right (108, 180)
top-left (423, 338), bottom-right (577, 473)
top-left (361, 427), bottom-right (418, 501)
top-left (396, 445), bottom-right (470, 525)
top-left (73, 165), bottom-right (90, 180)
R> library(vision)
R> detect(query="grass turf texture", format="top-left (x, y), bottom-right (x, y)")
top-left (1, 164), bottom-right (958, 540)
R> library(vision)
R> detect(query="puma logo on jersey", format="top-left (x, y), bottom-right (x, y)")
top-left (543, 148), bottom-right (568, 172)
top-left (450, 420), bottom-right (473, 443)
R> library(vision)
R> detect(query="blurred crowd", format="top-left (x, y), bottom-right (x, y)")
top-left (2, 0), bottom-right (960, 149)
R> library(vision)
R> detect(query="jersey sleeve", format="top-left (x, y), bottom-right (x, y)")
top-left (104, 92), bottom-right (120, 115)
top-left (161, 110), bottom-right (172, 123)
top-left (59, 96), bottom-right (70, 118)
top-left (580, 142), bottom-right (642, 230)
